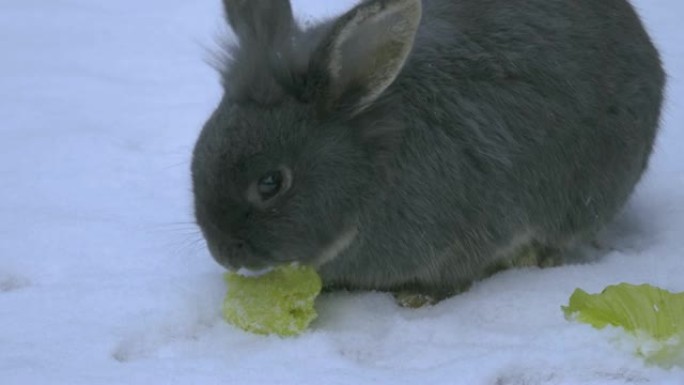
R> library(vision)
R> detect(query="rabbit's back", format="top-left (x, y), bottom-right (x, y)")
top-left (319, 0), bottom-right (664, 291)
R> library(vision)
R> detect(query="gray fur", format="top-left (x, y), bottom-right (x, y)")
top-left (192, 0), bottom-right (665, 299)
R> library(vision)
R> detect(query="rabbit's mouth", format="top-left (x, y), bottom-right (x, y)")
top-left (206, 237), bottom-right (273, 272)
top-left (204, 225), bottom-right (359, 272)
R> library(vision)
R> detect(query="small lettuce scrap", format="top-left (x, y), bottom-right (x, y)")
top-left (222, 264), bottom-right (322, 337)
top-left (563, 283), bottom-right (684, 368)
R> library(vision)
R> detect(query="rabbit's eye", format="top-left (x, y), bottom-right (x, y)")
top-left (257, 171), bottom-right (284, 201)
top-left (248, 167), bottom-right (292, 207)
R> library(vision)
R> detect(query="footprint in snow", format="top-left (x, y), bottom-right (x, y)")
top-left (0, 274), bottom-right (31, 293)
top-left (112, 317), bottom-right (216, 362)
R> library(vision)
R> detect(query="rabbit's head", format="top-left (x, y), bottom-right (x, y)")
top-left (192, 0), bottom-right (422, 271)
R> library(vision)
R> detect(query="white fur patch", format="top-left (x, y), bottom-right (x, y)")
top-left (235, 266), bottom-right (275, 277)
top-left (315, 227), bottom-right (359, 267)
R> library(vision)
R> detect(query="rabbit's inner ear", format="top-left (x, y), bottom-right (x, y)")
top-left (309, 0), bottom-right (422, 116)
top-left (222, 0), bottom-right (295, 46)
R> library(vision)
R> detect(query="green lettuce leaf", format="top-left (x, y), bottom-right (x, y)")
top-left (563, 283), bottom-right (684, 368)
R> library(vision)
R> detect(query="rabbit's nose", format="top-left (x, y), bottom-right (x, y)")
top-left (232, 239), bottom-right (246, 250)
top-left (205, 239), bottom-right (236, 271)
top-left (217, 237), bottom-right (270, 271)
top-left (202, 232), bottom-right (237, 265)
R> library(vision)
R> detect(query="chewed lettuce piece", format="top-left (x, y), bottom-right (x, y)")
top-left (563, 283), bottom-right (684, 368)
top-left (222, 264), bottom-right (322, 337)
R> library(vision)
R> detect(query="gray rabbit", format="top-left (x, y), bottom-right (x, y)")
top-left (192, 0), bottom-right (665, 304)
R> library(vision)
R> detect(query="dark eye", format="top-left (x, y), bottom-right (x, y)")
top-left (257, 170), bottom-right (284, 201)
top-left (247, 166), bottom-right (293, 208)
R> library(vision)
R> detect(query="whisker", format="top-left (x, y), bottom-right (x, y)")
top-left (148, 221), bottom-right (198, 233)
top-left (166, 232), bottom-right (208, 258)
top-left (162, 161), bottom-right (190, 171)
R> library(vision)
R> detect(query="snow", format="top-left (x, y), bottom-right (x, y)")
top-left (0, 0), bottom-right (682, 384)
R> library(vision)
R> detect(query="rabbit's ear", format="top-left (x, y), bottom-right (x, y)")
top-left (222, 0), bottom-right (295, 45)
top-left (308, 0), bottom-right (422, 115)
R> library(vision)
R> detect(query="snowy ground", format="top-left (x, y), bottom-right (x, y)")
top-left (1, 1), bottom-right (683, 384)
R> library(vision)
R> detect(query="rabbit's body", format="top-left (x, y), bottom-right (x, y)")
top-left (193, 0), bottom-right (664, 299)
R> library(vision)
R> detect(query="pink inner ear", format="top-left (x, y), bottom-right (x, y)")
top-left (309, 0), bottom-right (422, 116)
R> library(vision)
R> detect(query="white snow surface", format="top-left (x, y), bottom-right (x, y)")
top-left (1, 1), bottom-right (683, 384)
